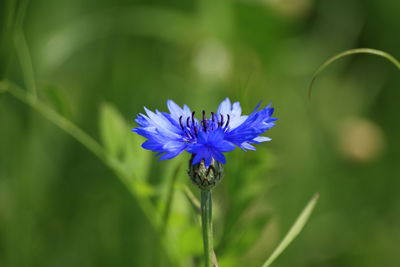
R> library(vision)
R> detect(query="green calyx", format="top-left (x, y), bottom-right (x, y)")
top-left (188, 157), bottom-right (223, 191)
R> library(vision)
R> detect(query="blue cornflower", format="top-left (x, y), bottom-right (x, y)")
top-left (132, 98), bottom-right (277, 167)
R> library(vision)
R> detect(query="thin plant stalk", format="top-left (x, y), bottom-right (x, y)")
top-left (201, 190), bottom-right (214, 267)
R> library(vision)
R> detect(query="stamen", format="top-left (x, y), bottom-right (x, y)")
top-left (220, 114), bottom-right (224, 127)
top-left (193, 124), bottom-right (198, 136)
top-left (210, 112), bottom-right (215, 130)
top-left (224, 114), bottom-right (230, 128)
top-left (202, 110), bottom-right (207, 131)
top-left (186, 117), bottom-right (190, 127)
top-left (179, 116), bottom-right (184, 129)
top-left (191, 111), bottom-right (196, 125)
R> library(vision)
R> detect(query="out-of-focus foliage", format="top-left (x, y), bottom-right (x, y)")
top-left (1, 0), bottom-right (400, 266)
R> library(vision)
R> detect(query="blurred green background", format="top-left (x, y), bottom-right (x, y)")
top-left (1, 0), bottom-right (400, 266)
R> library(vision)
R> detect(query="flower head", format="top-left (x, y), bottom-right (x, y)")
top-left (132, 98), bottom-right (277, 166)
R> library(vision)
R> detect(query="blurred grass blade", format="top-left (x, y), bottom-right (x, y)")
top-left (183, 185), bottom-right (201, 214)
top-left (160, 163), bottom-right (182, 232)
top-left (261, 193), bottom-right (320, 267)
top-left (308, 48), bottom-right (400, 98)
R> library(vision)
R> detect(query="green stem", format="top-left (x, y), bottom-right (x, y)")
top-left (201, 190), bottom-right (214, 267)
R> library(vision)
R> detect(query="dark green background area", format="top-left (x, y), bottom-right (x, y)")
top-left (1, 0), bottom-right (400, 266)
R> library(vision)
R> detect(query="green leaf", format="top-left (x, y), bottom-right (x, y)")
top-left (261, 193), bottom-right (320, 267)
top-left (308, 48), bottom-right (400, 98)
top-left (99, 102), bottom-right (128, 159)
top-left (122, 131), bottom-right (151, 181)
top-left (99, 102), bottom-right (151, 181)
top-left (42, 84), bottom-right (71, 117)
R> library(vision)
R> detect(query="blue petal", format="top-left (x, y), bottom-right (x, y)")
top-left (197, 131), bottom-right (208, 143)
top-left (186, 128), bottom-right (235, 165)
top-left (192, 153), bottom-right (204, 165)
top-left (208, 127), bottom-right (224, 141)
top-left (159, 149), bottom-right (185, 160)
top-left (162, 141), bottom-right (187, 156)
top-left (217, 97), bottom-right (232, 115)
top-left (231, 102), bottom-right (242, 117)
top-left (216, 98), bottom-right (247, 130)
top-left (214, 140), bottom-right (236, 152)
top-left (241, 142), bottom-right (256, 151)
top-left (253, 136), bottom-right (272, 143)
top-left (225, 103), bottom-right (276, 146)
top-left (212, 151), bottom-right (226, 164)
top-left (166, 100), bottom-right (192, 121)
top-left (135, 113), bottom-right (150, 127)
top-left (204, 153), bottom-right (213, 167)
top-left (142, 140), bottom-right (163, 151)
top-left (133, 104), bottom-right (190, 159)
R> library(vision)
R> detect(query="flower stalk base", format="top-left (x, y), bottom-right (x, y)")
top-left (201, 189), bottom-right (214, 267)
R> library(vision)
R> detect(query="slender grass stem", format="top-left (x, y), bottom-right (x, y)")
top-left (201, 190), bottom-right (214, 267)
top-left (308, 48), bottom-right (400, 98)
top-left (183, 185), bottom-right (201, 214)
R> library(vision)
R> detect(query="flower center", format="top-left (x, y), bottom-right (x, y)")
top-left (178, 110), bottom-right (230, 139)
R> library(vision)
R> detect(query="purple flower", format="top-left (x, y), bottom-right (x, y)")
top-left (132, 98), bottom-right (277, 166)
